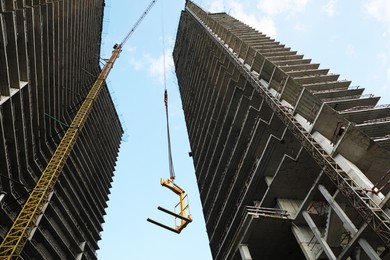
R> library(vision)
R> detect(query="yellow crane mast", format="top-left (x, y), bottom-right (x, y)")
top-left (0, 1), bottom-right (157, 258)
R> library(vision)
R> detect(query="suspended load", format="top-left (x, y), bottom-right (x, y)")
top-left (147, 178), bottom-right (192, 234)
top-left (147, 90), bottom-right (192, 233)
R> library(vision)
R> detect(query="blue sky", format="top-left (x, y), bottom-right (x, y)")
top-left (97, 0), bottom-right (390, 259)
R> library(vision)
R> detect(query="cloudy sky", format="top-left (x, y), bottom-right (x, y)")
top-left (97, 1), bottom-right (390, 259)
top-left (204, 0), bottom-right (390, 104)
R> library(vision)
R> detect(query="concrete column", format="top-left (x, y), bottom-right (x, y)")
top-left (0, 191), bottom-right (6, 206)
top-left (302, 210), bottom-right (336, 260)
top-left (357, 239), bottom-right (381, 260)
top-left (76, 241), bottom-right (86, 260)
top-left (318, 185), bottom-right (381, 260)
top-left (318, 185), bottom-right (357, 235)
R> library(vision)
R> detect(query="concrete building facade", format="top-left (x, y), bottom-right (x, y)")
top-left (174, 1), bottom-right (390, 259)
top-left (0, 0), bottom-right (122, 258)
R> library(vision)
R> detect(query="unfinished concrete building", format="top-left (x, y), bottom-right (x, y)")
top-left (173, 1), bottom-right (390, 259)
top-left (0, 0), bottom-right (122, 258)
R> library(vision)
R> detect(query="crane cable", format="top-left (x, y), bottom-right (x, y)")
top-left (164, 91), bottom-right (176, 180)
top-left (148, 0), bottom-right (192, 234)
top-left (120, 0), bottom-right (157, 48)
top-left (162, 0), bottom-right (175, 180)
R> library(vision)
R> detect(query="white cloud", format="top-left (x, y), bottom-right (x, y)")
top-left (256, 0), bottom-right (310, 16)
top-left (322, 0), bottom-right (337, 16)
top-left (256, 17), bottom-right (277, 37)
top-left (202, 1), bottom-right (277, 37)
top-left (129, 57), bottom-right (144, 71)
top-left (208, 0), bottom-right (225, 12)
top-left (228, 1), bottom-right (277, 37)
top-left (145, 48), bottom-right (174, 84)
top-left (124, 45), bottom-right (136, 53)
top-left (365, 0), bottom-right (390, 32)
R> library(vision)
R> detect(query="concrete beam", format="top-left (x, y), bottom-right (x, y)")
top-left (358, 239), bottom-right (381, 260)
top-left (319, 185), bottom-right (381, 260)
top-left (318, 185), bottom-right (357, 235)
top-left (302, 210), bottom-right (336, 260)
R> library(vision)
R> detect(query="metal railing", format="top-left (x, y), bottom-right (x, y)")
top-left (246, 206), bottom-right (289, 218)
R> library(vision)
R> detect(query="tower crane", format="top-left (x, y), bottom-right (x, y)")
top-left (0, 0), bottom-right (190, 258)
